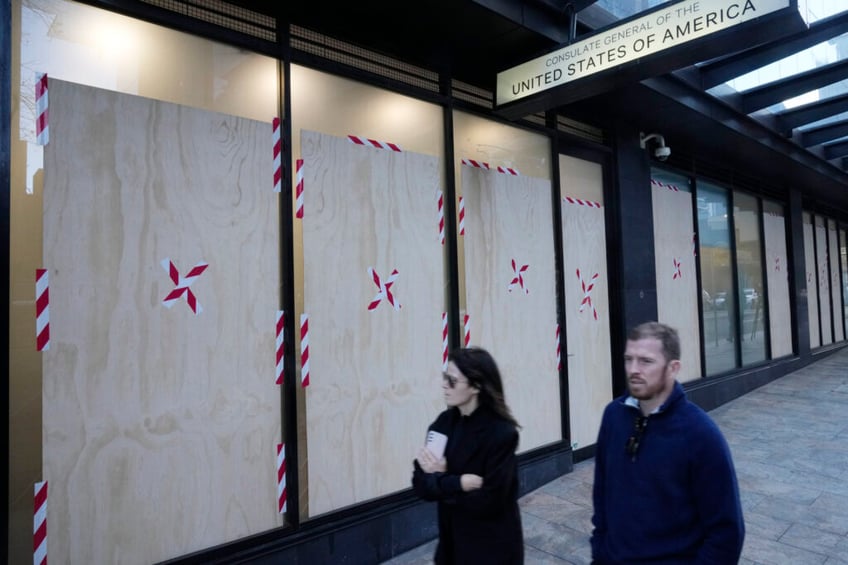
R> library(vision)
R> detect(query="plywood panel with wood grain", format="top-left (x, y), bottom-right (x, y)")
top-left (829, 219), bottom-right (844, 342)
top-left (461, 165), bottom-right (561, 452)
top-left (42, 79), bottom-right (281, 563)
top-left (804, 213), bottom-right (820, 348)
top-left (561, 186), bottom-right (612, 451)
top-left (652, 183), bottom-right (701, 381)
top-left (299, 130), bottom-right (446, 517)
top-left (763, 211), bottom-right (792, 357)
top-left (816, 217), bottom-right (832, 345)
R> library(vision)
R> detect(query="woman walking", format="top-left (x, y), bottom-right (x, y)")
top-left (412, 347), bottom-right (524, 564)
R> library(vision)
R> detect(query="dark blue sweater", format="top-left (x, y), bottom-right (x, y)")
top-left (591, 382), bottom-right (745, 564)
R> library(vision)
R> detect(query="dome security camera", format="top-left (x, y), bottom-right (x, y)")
top-left (639, 132), bottom-right (671, 162)
top-left (654, 145), bottom-right (671, 161)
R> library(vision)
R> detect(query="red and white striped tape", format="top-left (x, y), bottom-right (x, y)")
top-left (463, 314), bottom-right (470, 347)
top-left (462, 159), bottom-right (491, 169)
top-left (442, 312), bottom-right (449, 370)
top-left (461, 159), bottom-right (519, 175)
top-left (300, 313), bottom-right (310, 387)
top-left (348, 136), bottom-right (401, 152)
top-left (276, 311), bottom-right (284, 385)
top-left (295, 159), bottom-right (304, 219)
top-left (437, 191), bottom-right (445, 245)
top-left (273, 118), bottom-right (282, 193)
top-left (36, 73), bottom-right (49, 146)
top-left (34, 480), bottom-right (47, 565)
top-left (161, 259), bottom-right (208, 314)
top-left (36, 269), bottom-right (49, 352)
top-left (276, 443), bottom-right (287, 513)
top-left (577, 269), bottom-right (599, 320)
top-left (458, 196), bottom-right (465, 236)
top-left (650, 178), bottom-right (680, 191)
top-left (556, 324), bottom-right (561, 371)
top-left (462, 158), bottom-right (489, 170)
top-left (367, 267), bottom-right (401, 311)
top-left (564, 196), bottom-right (602, 208)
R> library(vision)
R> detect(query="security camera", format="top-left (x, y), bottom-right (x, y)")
top-left (654, 145), bottom-right (671, 161)
top-left (639, 132), bottom-right (671, 162)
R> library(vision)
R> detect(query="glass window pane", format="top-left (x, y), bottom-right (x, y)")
top-left (290, 65), bottom-right (447, 519)
top-left (698, 182), bottom-right (737, 374)
top-left (453, 110), bottom-right (563, 453)
top-left (11, 1), bottom-right (279, 561)
top-left (734, 192), bottom-right (767, 364)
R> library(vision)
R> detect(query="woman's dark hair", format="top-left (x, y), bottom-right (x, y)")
top-left (449, 347), bottom-right (520, 429)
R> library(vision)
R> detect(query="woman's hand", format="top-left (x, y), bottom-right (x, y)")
top-left (416, 447), bottom-right (447, 473)
top-left (460, 474), bottom-right (483, 492)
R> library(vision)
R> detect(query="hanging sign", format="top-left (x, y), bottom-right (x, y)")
top-left (496, 0), bottom-right (801, 118)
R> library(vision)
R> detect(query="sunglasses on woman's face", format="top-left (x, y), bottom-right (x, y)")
top-left (442, 372), bottom-right (464, 388)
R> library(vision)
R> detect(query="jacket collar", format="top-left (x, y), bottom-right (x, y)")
top-left (622, 381), bottom-right (686, 415)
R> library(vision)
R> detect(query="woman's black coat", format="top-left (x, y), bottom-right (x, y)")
top-left (412, 405), bottom-right (524, 564)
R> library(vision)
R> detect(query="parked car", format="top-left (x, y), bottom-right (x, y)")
top-left (744, 288), bottom-right (759, 305)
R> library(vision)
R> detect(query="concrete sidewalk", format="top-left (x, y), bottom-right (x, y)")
top-left (384, 347), bottom-right (848, 564)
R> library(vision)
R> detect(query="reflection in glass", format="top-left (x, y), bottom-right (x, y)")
top-left (697, 182), bottom-right (737, 374)
top-left (734, 192), bottom-right (767, 364)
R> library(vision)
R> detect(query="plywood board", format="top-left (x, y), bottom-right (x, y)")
top-left (562, 194), bottom-right (612, 451)
top-left (763, 212), bottom-right (792, 357)
top-left (652, 184), bottom-right (701, 381)
top-left (804, 215), bottom-right (820, 347)
top-left (299, 130), bottom-right (446, 517)
top-left (461, 165), bottom-right (561, 452)
top-left (828, 220), bottom-right (844, 342)
top-left (816, 218), bottom-right (832, 345)
top-left (42, 79), bottom-right (281, 563)
top-left (842, 229), bottom-right (848, 337)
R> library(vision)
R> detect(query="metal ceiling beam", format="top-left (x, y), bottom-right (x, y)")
top-left (699, 11), bottom-right (848, 89)
top-left (799, 119), bottom-right (848, 147)
top-left (823, 138), bottom-right (848, 160)
top-left (472, 0), bottom-right (597, 43)
top-left (530, 0), bottom-right (599, 14)
top-left (773, 92), bottom-right (848, 132)
top-left (636, 72), bottom-right (848, 183)
top-left (739, 59), bottom-right (848, 113)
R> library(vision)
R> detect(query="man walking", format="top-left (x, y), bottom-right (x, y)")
top-left (590, 321), bottom-right (745, 564)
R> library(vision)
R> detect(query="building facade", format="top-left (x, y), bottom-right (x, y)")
top-left (3, 0), bottom-right (848, 563)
